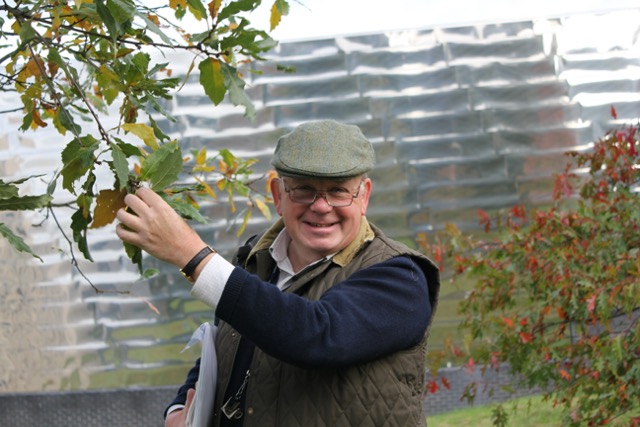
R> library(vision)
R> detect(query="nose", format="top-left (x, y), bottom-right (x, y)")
top-left (309, 193), bottom-right (333, 212)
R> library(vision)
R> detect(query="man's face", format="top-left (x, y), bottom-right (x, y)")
top-left (271, 175), bottom-right (372, 266)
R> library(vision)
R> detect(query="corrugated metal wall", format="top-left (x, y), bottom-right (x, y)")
top-left (1, 10), bottom-right (639, 393)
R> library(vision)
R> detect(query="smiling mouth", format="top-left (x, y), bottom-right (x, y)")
top-left (307, 222), bottom-right (336, 228)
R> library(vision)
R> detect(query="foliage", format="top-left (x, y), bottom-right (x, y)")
top-left (423, 111), bottom-right (640, 426)
top-left (0, 0), bottom-right (288, 275)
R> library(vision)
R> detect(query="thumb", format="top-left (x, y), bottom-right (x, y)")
top-left (185, 388), bottom-right (196, 411)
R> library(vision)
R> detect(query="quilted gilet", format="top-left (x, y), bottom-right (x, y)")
top-left (212, 219), bottom-right (440, 427)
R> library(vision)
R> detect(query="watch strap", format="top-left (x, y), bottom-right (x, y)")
top-left (180, 245), bottom-right (215, 280)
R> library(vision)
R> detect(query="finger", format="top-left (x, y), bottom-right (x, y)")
top-left (115, 207), bottom-right (143, 231)
top-left (123, 192), bottom-right (151, 216)
top-left (136, 186), bottom-right (165, 208)
top-left (184, 388), bottom-right (196, 411)
top-left (115, 222), bottom-right (138, 244)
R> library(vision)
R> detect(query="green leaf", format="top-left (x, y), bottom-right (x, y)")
top-left (165, 197), bottom-right (208, 223)
top-left (220, 62), bottom-right (255, 119)
top-left (233, 181), bottom-right (250, 197)
top-left (57, 108), bottom-right (82, 134)
top-left (137, 13), bottom-right (173, 44)
top-left (186, 0), bottom-right (208, 20)
top-left (0, 180), bottom-right (19, 199)
top-left (20, 111), bottom-right (33, 132)
top-left (95, 65), bottom-right (121, 105)
top-left (109, 144), bottom-right (130, 190)
top-left (47, 172), bottom-right (59, 196)
top-left (148, 115), bottom-right (171, 142)
top-left (94, 0), bottom-right (119, 40)
top-left (199, 58), bottom-right (226, 105)
top-left (47, 48), bottom-right (65, 70)
top-left (0, 194), bottom-right (52, 211)
top-left (114, 138), bottom-right (144, 157)
top-left (18, 21), bottom-right (38, 43)
top-left (107, 0), bottom-right (136, 24)
top-left (131, 52), bottom-right (151, 78)
top-left (218, 0), bottom-right (260, 21)
top-left (123, 241), bottom-right (143, 274)
top-left (138, 141), bottom-right (182, 191)
top-left (71, 208), bottom-right (93, 261)
top-left (0, 223), bottom-right (42, 261)
top-left (142, 268), bottom-right (159, 278)
top-left (219, 148), bottom-right (235, 165)
top-left (60, 136), bottom-right (100, 193)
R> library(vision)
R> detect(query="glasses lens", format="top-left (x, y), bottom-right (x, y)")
top-left (325, 191), bottom-right (353, 207)
top-left (290, 188), bottom-right (316, 204)
top-left (285, 181), bottom-right (362, 207)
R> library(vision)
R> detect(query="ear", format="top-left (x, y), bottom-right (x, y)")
top-left (270, 178), bottom-right (284, 216)
top-left (359, 178), bottom-right (372, 215)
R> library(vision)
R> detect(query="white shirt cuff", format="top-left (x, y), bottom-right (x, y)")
top-left (166, 404), bottom-right (185, 416)
top-left (191, 253), bottom-right (235, 308)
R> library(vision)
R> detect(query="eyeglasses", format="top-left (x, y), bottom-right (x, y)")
top-left (282, 179), bottom-right (364, 207)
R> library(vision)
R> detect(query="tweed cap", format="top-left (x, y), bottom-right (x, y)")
top-left (271, 120), bottom-right (375, 179)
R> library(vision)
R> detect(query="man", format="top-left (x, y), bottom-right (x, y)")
top-left (116, 120), bottom-right (440, 427)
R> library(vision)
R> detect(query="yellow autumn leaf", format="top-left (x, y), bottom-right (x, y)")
top-left (270, 2), bottom-right (282, 31)
top-left (208, 0), bottom-right (222, 18)
top-left (26, 56), bottom-right (45, 77)
top-left (49, 108), bottom-right (67, 134)
top-left (193, 164), bottom-right (215, 173)
top-left (73, 0), bottom-right (92, 8)
top-left (444, 222), bottom-right (461, 237)
top-left (170, 0), bottom-right (187, 10)
top-left (254, 198), bottom-right (271, 221)
top-left (122, 123), bottom-right (159, 151)
top-left (30, 106), bottom-right (47, 129)
top-left (218, 159), bottom-right (228, 174)
top-left (90, 189), bottom-right (127, 228)
top-left (51, 9), bottom-right (62, 36)
top-left (217, 178), bottom-right (226, 191)
top-left (196, 147), bottom-right (207, 165)
top-left (147, 13), bottom-right (160, 26)
top-left (236, 210), bottom-right (251, 236)
top-left (99, 64), bottom-right (118, 81)
top-left (187, 194), bottom-right (200, 210)
top-left (195, 176), bottom-right (217, 200)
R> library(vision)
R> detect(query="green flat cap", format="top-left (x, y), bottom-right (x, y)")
top-left (271, 120), bottom-right (375, 179)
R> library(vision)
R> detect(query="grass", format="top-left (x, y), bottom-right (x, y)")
top-left (428, 395), bottom-right (564, 427)
top-left (429, 394), bottom-right (639, 427)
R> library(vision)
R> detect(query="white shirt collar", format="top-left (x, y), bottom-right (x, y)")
top-left (269, 228), bottom-right (335, 290)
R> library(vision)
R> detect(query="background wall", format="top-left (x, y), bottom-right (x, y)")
top-left (1, 9), bottom-right (639, 396)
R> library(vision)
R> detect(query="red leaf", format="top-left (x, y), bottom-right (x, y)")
top-left (559, 369), bottom-right (571, 380)
top-left (466, 357), bottom-right (476, 374)
top-left (520, 332), bottom-right (533, 344)
top-left (441, 377), bottom-right (451, 390)
top-left (502, 316), bottom-right (514, 329)
top-left (478, 209), bottom-right (491, 232)
top-left (429, 380), bottom-right (439, 394)
top-left (610, 105), bottom-right (618, 119)
top-left (587, 293), bottom-right (597, 314)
